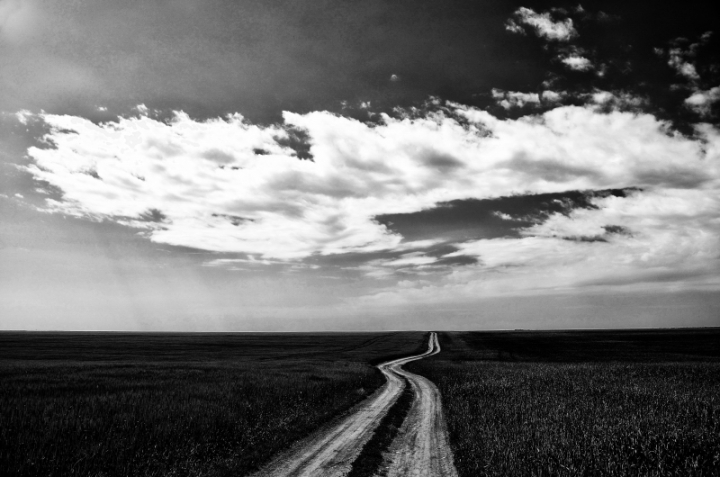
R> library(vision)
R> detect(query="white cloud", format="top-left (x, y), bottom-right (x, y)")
top-left (668, 48), bottom-right (700, 81)
top-left (23, 101), bottom-right (720, 303)
top-left (540, 90), bottom-right (564, 102)
top-left (504, 20), bottom-right (525, 35)
top-left (358, 181), bottom-right (720, 304)
top-left (492, 89), bottom-right (541, 109)
top-left (506, 7), bottom-right (578, 42)
top-left (592, 91), bottom-right (614, 104)
top-left (685, 86), bottom-right (720, 116)
top-left (662, 33), bottom-right (714, 84)
top-left (561, 55), bottom-right (593, 71)
top-left (355, 120), bottom-right (720, 304)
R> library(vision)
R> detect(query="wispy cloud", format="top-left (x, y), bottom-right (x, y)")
top-left (491, 89), bottom-right (541, 109)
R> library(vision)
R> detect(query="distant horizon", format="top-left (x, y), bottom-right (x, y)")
top-left (3, 325), bottom-right (719, 334)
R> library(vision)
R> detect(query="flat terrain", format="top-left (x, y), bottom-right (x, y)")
top-left (5, 328), bottom-right (718, 476)
top-left (407, 328), bottom-right (720, 477)
top-left (0, 332), bottom-right (425, 477)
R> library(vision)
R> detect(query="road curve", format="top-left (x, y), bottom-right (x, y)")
top-left (384, 332), bottom-right (458, 477)
top-left (250, 332), bottom-right (456, 477)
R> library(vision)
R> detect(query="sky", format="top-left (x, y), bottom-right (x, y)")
top-left (1, 0), bottom-right (719, 331)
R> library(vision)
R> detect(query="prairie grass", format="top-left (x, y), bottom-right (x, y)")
top-left (408, 329), bottom-right (720, 477)
top-left (0, 332), bottom-right (425, 477)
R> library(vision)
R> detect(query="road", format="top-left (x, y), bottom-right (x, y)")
top-left (384, 332), bottom-right (458, 477)
top-left (250, 332), bottom-right (457, 477)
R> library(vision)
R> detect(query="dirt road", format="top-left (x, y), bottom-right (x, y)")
top-left (251, 332), bottom-right (457, 477)
top-left (384, 332), bottom-right (458, 477)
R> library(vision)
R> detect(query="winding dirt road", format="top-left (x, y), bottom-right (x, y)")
top-left (251, 332), bottom-right (457, 477)
top-left (384, 332), bottom-right (458, 477)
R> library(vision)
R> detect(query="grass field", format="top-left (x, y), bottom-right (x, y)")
top-left (407, 329), bottom-right (720, 477)
top-left (0, 332), bottom-right (426, 477)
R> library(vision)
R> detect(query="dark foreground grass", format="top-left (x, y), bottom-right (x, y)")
top-left (0, 332), bottom-right (425, 477)
top-left (407, 329), bottom-right (720, 477)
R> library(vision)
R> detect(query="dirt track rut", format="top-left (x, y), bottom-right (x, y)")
top-left (251, 332), bottom-right (457, 477)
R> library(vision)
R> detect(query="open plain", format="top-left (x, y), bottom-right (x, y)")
top-left (408, 329), bottom-right (720, 477)
top-left (0, 332), bottom-right (425, 476)
top-left (2, 328), bottom-right (719, 476)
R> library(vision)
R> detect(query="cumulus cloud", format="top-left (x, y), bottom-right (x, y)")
top-left (358, 179), bottom-right (720, 305)
top-left (667, 48), bottom-right (700, 82)
top-left (21, 100), bottom-right (720, 301)
top-left (659, 33), bottom-right (713, 84)
top-left (561, 55), bottom-right (593, 71)
top-left (540, 90), bottom-right (565, 103)
top-left (505, 7), bottom-right (577, 42)
top-left (685, 86), bottom-right (720, 115)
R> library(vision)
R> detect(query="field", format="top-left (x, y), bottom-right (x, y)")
top-left (0, 332), bottom-right (426, 477)
top-left (407, 329), bottom-right (720, 476)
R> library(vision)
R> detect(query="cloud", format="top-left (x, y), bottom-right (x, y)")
top-left (561, 55), bottom-right (593, 71)
top-left (659, 33), bottom-right (714, 84)
top-left (505, 7), bottom-right (578, 42)
top-left (491, 89), bottom-right (541, 109)
top-left (667, 48), bottom-right (700, 81)
top-left (354, 130), bottom-right (720, 302)
top-left (21, 98), bottom-right (720, 296)
top-left (685, 86), bottom-right (720, 116)
top-left (375, 189), bottom-right (626, 243)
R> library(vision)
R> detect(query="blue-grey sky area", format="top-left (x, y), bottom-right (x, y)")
top-left (1, 0), bottom-right (719, 331)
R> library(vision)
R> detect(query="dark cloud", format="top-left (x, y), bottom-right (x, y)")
top-left (504, 153), bottom-right (603, 183)
top-left (432, 254), bottom-right (479, 267)
top-left (603, 225), bottom-right (631, 235)
top-left (274, 126), bottom-right (313, 161)
top-left (562, 235), bottom-right (608, 243)
top-left (634, 167), bottom-right (710, 189)
top-left (421, 151), bottom-right (464, 172)
top-left (202, 149), bottom-right (237, 165)
top-left (304, 241), bottom-right (477, 271)
top-left (138, 208), bottom-right (168, 223)
top-left (211, 213), bottom-right (252, 226)
top-left (375, 189), bottom-right (633, 242)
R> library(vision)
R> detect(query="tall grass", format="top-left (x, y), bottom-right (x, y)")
top-left (0, 332), bottom-right (425, 477)
top-left (408, 330), bottom-right (720, 477)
